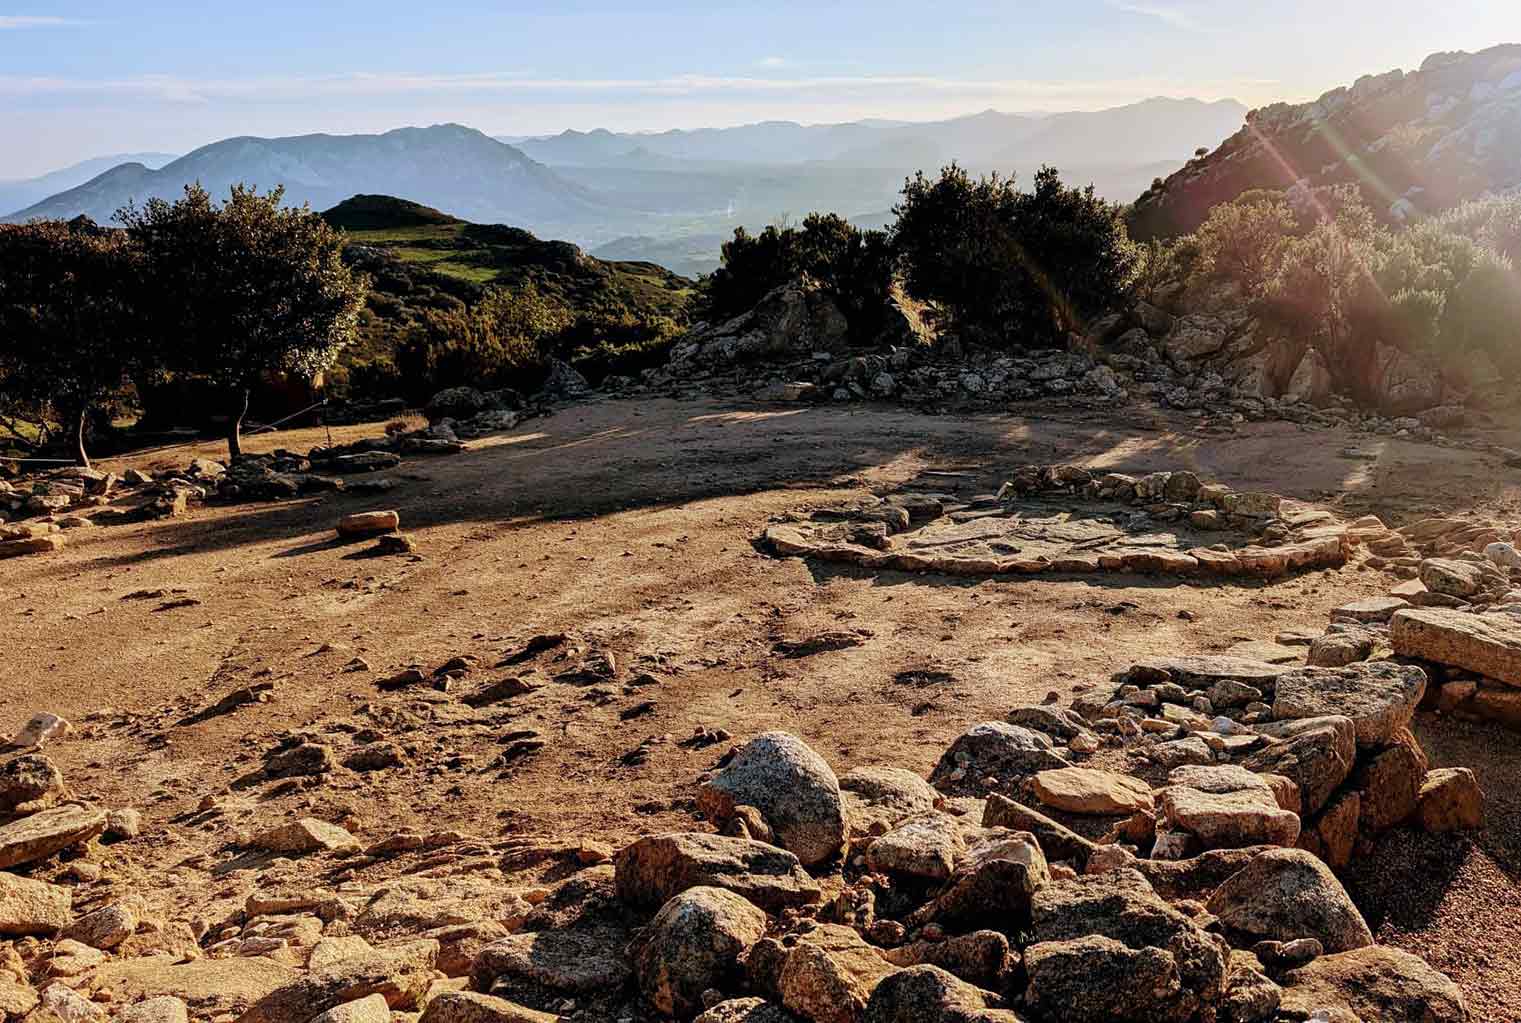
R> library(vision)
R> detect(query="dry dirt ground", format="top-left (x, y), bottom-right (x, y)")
top-left (7, 396), bottom-right (1521, 1019)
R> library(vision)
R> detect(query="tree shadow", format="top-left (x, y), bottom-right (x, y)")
top-left (40, 395), bottom-right (1521, 576)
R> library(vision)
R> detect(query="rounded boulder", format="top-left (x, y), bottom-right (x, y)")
top-left (699, 733), bottom-right (846, 867)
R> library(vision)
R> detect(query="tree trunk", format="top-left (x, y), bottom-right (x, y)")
top-left (75, 405), bottom-right (91, 470)
top-left (227, 386), bottom-right (250, 462)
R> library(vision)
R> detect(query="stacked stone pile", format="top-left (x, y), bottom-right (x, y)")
top-left (1, 651), bottom-right (1479, 1023)
top-left (1271, 516), bottom-right (1521, 732)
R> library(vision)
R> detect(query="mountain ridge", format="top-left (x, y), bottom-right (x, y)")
top-left (0, 152), bottom-right (178, 215)
top-left (4, 124), bottom-right (604, 230)
top-left (503, 97), bottom-right (1246, 170)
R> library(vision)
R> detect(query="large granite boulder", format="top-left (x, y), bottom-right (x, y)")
top-left (862, 965), bottom-right (1019, 1023)
top-left (634, 887), bottom-right (768, 1019)
top-left (698, 733), bottom-right (847, 867)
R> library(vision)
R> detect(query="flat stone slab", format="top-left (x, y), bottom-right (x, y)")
top-left (1391, 609), bottom-right (1521, 687)
top-left (0, 805), bottom-right (107, 870)
top-left (1332, 597), bottom-right (1411, 624)
top-left (0, 872), bottom-right (73, 934)
top-left (1272, 662), bottom-right (1426, 749)
top-left (1133, 656), bottom-right (1292, 689)
top-left (1028, 768), bottom-right (1154, 816)
top-left (1158, 783), bottom-right (1300, 850)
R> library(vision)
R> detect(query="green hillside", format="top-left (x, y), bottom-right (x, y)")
top-left (322, 195), bottom-right (694, 398)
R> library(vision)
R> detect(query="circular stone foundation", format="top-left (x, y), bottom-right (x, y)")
top-left (765, 464), bottom-right (1357, 580)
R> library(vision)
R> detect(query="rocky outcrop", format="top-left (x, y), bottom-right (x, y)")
top-left (1131, 45), bottom-right (1521, 240)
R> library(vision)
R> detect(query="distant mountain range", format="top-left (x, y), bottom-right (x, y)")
top-left (1130, 44), bottom-right (1521, 239)
top-left (504, 97), bottom-right (1246, 171)
top-left (0, 152), bottom-right (178, 217)
top-left (4, 125), bottom-right (604, 231)
top-left (5, 98), bottom-right (1248, 274)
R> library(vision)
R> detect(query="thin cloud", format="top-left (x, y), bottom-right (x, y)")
top-left (1110, 3), bottom-right (1202, 31)
top-left (0, 69), bottom-right (1266, 108)
top-left (0, 15), bottom-right (90, 29)
top-left (757, 56), bottom-right (790, 69)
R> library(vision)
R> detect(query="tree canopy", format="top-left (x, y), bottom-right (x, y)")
top-left (118, 184), bottom-right (368, 458)
top-left (0, 219), bottom-right (141, 466)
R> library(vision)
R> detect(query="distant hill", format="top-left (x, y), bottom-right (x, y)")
top-left (4, 125), bottom-right (607, 231)
top-left (0, 152), bottom-right (177, 217)
top-left (1130, 45), bottom-right (1521, 239)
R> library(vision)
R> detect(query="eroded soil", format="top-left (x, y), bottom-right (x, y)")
top-left (7, 396), bottom-right (1521, 1019)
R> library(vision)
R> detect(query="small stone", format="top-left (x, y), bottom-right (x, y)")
top-left (337, 510), bottom-right (400, 538)
top-left (9, 712), bottom-right (71, 749)
top-left (1415, 768), bottom-right (1484, 832)
top-left (251, 818), bottom-right (362, 856)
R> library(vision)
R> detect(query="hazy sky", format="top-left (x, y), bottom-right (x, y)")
top-left (3, 0), bottom-right (1520, 178)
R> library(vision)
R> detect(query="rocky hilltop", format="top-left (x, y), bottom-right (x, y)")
top-left (1130, 45), bottom-right (1521, 239)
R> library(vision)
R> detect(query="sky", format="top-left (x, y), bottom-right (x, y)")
top-left (2, 0), bottom-right (1520, 178)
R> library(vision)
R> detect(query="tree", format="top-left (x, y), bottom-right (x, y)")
top-left (893, 164), bottom-right (1138, 346)
top-left (0, 219), bottom-right (140, 467)
top-left (119, 184), bottom-right (368, 459)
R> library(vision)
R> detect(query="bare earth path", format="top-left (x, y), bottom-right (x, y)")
top-left (7, 396), bottom-right (1521, 1018)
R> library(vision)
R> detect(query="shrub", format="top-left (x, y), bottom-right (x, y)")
top-left (699, 214), bottom-right (895, 340)
top-left (1192, 191), bottom-right (1298, 296)
top-left (892, 164), bottom-right (1138, 346)
top-left (394, 283), bottom-right (571, 401)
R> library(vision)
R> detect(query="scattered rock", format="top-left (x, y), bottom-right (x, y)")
top-left (238, 940), bottom-right (441, 1023)
top-left (615, 833), bottom-right (822, 911)
top-left (0, 872), bottom-right (73, 935)
top-left (1279, 945), bottom-right (1468, 1023)
top-left (251, 818), bottom-right (363, 856)
top-left (337, 510), bottom-right (401, 537)
top-left (1415, 767), bottom-right (1485, 832)
top-left (0, 804), bottom-right (106, 869)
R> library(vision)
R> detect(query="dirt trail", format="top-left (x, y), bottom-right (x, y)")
top-left (6, 396), bottom-right (1521, 1018)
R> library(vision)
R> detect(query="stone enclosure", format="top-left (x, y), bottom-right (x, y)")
top-left (765, 464), bottom-right (1365, 582)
